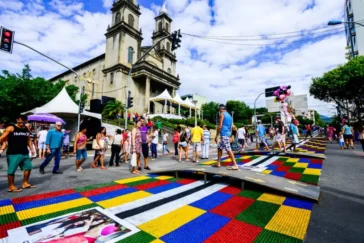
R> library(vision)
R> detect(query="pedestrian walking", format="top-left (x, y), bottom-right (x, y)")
top-left (131, 120), bottom-right (142, 174)
top-left (162, 129), bottom-right (170, 155)
top-left (357, 124), bottom-right (364, 152)
top-left (289, 120), bottom-right (300, 152)
top-left (157, 120), bottom-right (162, 137)
top-left (275, 117), bottom-right (286, 153)
top-left (139, 117), bottom-right (151, 170)
top-left (173, 128), bottom-right (180, 157)
top-left (109, 129), bottom-right (123, 167)
top-left (62, 129), bottom-right (70, 158)
top-left (191, 123), bottom-right (204, 163)
top-left (151, 126), bottom-right (159, 159)
top-left (342, 122), bottom-right (354, 149)
top-left (123, 129), bottom-right (131, 162)
top-left (201, 125), bottom-right (210, 159)
top-left (90, 127), bottom-right (111, 170)
top-left (26, 124), bottom-right (37, 159)
top-left (37, 126), bottom-right (48, 159)
top-left (39, 121), bottom-right (64, 174)
top-left (237, 125), bottom-right (246, 151)
top-left (73, 127), bottom-right (90, 172)
top-left (178, 127), bottom-right (190, 162)
top-left (338, 131), bottom-right (345, 150)
top-left (327, 125), bottom-right (335, 143)
top-left (256, 120), bottom-right (270, 151)
top-left (213, 105), bottom-right (238, 170)
top-left (147, 119), bottom-right (153, 131)
top-left (305, 124), bottom-right (313, 139)
top-left (0, 115), bottom-right (36, 192)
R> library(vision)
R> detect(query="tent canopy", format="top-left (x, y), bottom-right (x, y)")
top-left (149, 89), bottom-right (173, 102)
top-left (22, 87), bottom-right (101, 119)
top-left (183, 97), bottom-right (198, 109)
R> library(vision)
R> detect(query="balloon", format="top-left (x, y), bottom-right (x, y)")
top-left (273, 90), bottom-right (280, 97)
top-left (283, 90), bottom-right (287, 94)
top-left (101, 225), bottom-right (118, 236)
top-left (287, 90), bottom-right (291, 95)
top-left (279, 94), bottom-right (285, 101)
top-left (287, 85), bottom-right (291, 89)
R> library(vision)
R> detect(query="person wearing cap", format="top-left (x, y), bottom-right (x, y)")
top-left (213, 104), bottom-right (238, 170)
top-left (256, 120), bottom-right (270, 151)
top-left (39, 121), bottom-right (64, 174)
top-left (275, 116), bottom-right (286, 153)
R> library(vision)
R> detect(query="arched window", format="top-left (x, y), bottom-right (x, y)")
top-left (128, 14), bottom-right (134, 28)
top-left (167, 68), bottom-right (171, 74)
top-left (74, 76), bottom-right (77, 82)
top-left (110, 72), bottom-right (114, 84)
top-left (165, 23), bottom-right (169, 32)
top-left (166, 42), bottom-right (170, 52)
top-left (115, 12), bottom-right (121, 24)
top-left (92, 69), bottom-right (96, 77)
top-left (158, 21), bottom-right (162, 31)
top-left (128, 47), bottom-right (134, 64)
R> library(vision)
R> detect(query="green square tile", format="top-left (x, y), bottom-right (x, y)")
top-left (116, 230), bottom-right (156, 243)
top-left (277, 158), bottom-right (289, 162)
top-left (74, 181), bottom-right (118, 192)
top-left (254, 230), bottom-right (303, 243)
top-left (0, 212), bottom-right (19, 225)
top-left (282, 162), bottom-right (295, 167)
top-left (124, 178), bottom-right (157, 187)
top-left (237, 190), bottom-right (263, 199)
top-left (288, 167), bottom-right (305, 173)
top-left (235, 201), bottom-right (280, 227)
top-left (300, 174), bottom-right (319, 184)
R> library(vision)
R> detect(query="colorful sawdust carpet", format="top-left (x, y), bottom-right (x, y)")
top-left (0, 175), bottom-right (314, 243)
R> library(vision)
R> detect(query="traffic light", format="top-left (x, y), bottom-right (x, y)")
top-left (79, 102), bottom-right (85, 113)
top-left (171, 29), bottom-right (182, 51)
top-left (0, 27), bottom-right (15, 54)
top-left (127, 91), bottom-right (134, 109)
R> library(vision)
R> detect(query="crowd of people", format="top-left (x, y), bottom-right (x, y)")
top-left (326, 122), bottom-right (364, 151)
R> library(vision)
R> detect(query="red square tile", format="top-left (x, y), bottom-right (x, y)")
top-left (219, 186), bottom-right (241, 195)
top-left (271, 161), bottom-right (284, 166)
top-left (204, 219), bottom-right (262, 243)
top-left (134, 180), bottom-right (170, 190)
top-left (310, 159), bottom-right (323, 164)
top-left (284, 172), bottom-right (302, 181)
top-left (276, 166), bottom-right (291, 172)
top-left (0, 221), bottom-right (22, 239)
top-left (210, 196), bottom-right (254, 218)
top-left (177, 178), bottom-right (197, 185)
top-left (80, 184), bottom-right (128, 197)
top-left (12, 189), bottom-right (76, 204)
top-left (242, 159), bottom-right (252, 163)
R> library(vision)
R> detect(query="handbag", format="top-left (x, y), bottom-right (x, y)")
top-left (131, 153), bottom-right (137, 166)
top-left (92, 139), bottom-right (105, 150)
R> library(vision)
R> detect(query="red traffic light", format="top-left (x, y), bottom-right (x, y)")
top-left (4, 31), bottom-right (11, 37)
top-left (3, 38), bottom-right (10, 43)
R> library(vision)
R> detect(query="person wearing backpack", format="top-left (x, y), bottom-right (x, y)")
top-left (173, 128), bottom-right (180, 157)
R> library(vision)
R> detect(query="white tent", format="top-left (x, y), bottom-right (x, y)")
top-left (183, 98), bottom-right (199, 118)
top-left (22, 87), bottom-right (101, 119)
top-left (148, 89), bottom-right (174, 114)
top-left (172, 93), bottom-right (187, 116)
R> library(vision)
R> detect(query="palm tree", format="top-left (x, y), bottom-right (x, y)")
top-left (102, 100), bottom-right (125, 119)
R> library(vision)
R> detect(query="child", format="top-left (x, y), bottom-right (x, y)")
top-left (339, 131), bottom-right (345, 150)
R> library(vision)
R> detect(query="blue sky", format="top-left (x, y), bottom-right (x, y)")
top-left (0, 0), bottom-right (346, 115)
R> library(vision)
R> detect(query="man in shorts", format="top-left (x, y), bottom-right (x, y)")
top-left (0, 115), bottom-right (36, 192)
top-left (191, 122), bottom-right (204, 163)
top-left (139, 117), bottom-right (151, 170)
top-left (256, 120), bottom-right (270, 151)
top-left (275, 116), bottom-right (286, 153)
top-left (214, 105), bottom-right (238, 170)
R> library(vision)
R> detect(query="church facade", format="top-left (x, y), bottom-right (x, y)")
top-left (49, 0), bottom-right (180, 114)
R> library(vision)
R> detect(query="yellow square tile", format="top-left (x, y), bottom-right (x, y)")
top-left (286, 158), bottom-right (299, 163)
top-left (200, 161), bottom-right (217, 165)
top-left (293, 163), bottom-right (308, 168)
top-left (242, 156), bottom-right (251, 159)
top-left (155, 176), bottom-right (174, 180)
top-left (262, 170), bottom-right (272, 175)
top-left (0, 205), bottom-right (15, 216)
top-left (265, 205), bottom-right (311, 240)
top-left (115, 176), bottom-right (150, 184)
top-left (98, 191), bottom-right (151, 209)
top-left (303, 168), bottom-right (321, 175)
top-left (223, 158), bottom-right (232, 162)
top-left (257, 193), bottom-right (286, 205)
top-left (138, 205), bottom-right (205, 238)
top-left (151, 240), bottom-right (165, 243)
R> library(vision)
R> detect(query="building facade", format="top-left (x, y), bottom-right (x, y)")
top-left (344, 0), bottom-right (364, 58)
top-left (49, 0), bottom-right (180, 114)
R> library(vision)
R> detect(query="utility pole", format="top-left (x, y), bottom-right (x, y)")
top-left (232, 111), bottom-right (234, 125)
top-left (78, 86), bottom-right (85, 131)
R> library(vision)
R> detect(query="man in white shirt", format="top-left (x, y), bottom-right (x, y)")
top-left (237, 126), bottom-right (246, 151)
top-left (37, 127), bottom-right (49, 159)
top-left (151, 127), bottom-right (159, 160)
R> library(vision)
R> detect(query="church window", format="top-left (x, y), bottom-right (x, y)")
top-left (74, 76), bottom-right (77, 82)
top-left (165, 23), bottom-right (169, 32)
top-left (128, 47), bottom-right (134, 64)
top-left (93, 69), bottom-right (96, 77)
top-left (167, 68), bottom-right (171, 74)
top-left (128, 14), bottom-right (134, 28)
top-left (110, 72), bottom-right (114, 84)
top-left (158, 21), bottom-right (162, 31)
top-left (166, 42), bottom-right (170, 52)
top-left (115, 12), bottom-right (121, 24)
top-left (83, 72), bottom-right (86, 77)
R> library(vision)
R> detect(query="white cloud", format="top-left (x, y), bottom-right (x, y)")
top-left (49, 0), bottom-right (84, 16)
top-left (0, 0), bottom-right (23, 11)
top-left (103, 0), bottom-right (113, 9)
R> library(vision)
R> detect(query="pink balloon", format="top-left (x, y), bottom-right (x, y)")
top-left (287, 90), bottom-right (291, 95)
top-left (279, 94), bottom-right (285, 101)
top-left (101, 225), bottom-right (118, 236)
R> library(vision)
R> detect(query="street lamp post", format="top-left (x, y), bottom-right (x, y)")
top-left (328, 20), bottom-right (364, 27)
top-left (231, 111), bottom-right (234, 125)
top-left (254, 92), bottom-right (266, 129)
top-left (192, 100), bottom-right (198, 127)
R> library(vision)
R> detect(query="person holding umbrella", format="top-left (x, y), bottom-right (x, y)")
top-left (39, 121), bottom-right (64, 174)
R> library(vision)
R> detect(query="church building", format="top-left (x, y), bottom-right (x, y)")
top-left (49, 0), bottom-right (180, 115)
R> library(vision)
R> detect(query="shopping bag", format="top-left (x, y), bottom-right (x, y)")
top-left (131, 153), bottom-right (137, 166)
top-left (92, 139), bottom-right (105, 150)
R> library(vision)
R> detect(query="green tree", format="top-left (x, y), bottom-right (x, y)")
top-left (102, 100), bottom-right (125, 119)
top-left (310, 56), bottom-right (364, 122)
top-left (261, 112), bottom-right (277, 125)
top-left (226, 100), bottom-right (253, 124)
top-left (201, 102), bottom-right (219, 124)
top-left (256, 107), bottom-right (268, 113)
top-left (0, 65), bottom-right (85, 123)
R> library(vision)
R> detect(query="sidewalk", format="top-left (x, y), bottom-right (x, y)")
top-left (306, 142), bottom-right (364, 242)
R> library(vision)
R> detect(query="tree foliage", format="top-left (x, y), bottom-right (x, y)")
top-left (201, 102), bottom-right (219, 124)
top-left (226, 100), bottom-right (253, 124)
top-left (102, 100), bottom-right (125, 118)
top-left (310, 56), bottom-right (364, 122)
top-left (0, 65), bottom-right (86, 123)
